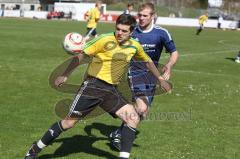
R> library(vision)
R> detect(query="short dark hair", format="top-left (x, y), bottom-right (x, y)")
top-left (116, 14), bottom-right (136, 32)
top-left (127, 3), bottom-right (134, 7)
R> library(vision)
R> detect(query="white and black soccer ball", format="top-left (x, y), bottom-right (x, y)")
top-left (63, 32), bottom-right (85, 55)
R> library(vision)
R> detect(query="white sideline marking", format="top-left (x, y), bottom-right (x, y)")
top-left (181, 49), bottom-right (237, 57)
top-left (161, 49), bottom-right (238, 59)
top-left (218, 40), bottom-right (240, 49)
top-left (173, 69), bottom-right (239, 78)
top-left (180, 39), bottom-right (240, 57)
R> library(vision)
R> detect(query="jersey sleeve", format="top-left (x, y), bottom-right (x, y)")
top-left (162, 30), bottom-right (177, 53)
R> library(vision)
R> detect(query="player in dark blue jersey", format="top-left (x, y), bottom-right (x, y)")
top-left (109, 2), bottom-right (179, 150)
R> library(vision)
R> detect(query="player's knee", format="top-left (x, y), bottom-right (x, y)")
top-left (125, 111), bottom-right (140, 128)
top-left (116, 104), bottom-right (140, 128)
top-left (61, 119), bottom-right (78, 129)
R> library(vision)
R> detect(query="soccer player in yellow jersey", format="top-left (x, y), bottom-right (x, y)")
top-left (85, 1), bottom-right (102, 40)
top-left (196, 12), bottom-right (208, 35)
top-left (24, 14), bottom-right (170, 159)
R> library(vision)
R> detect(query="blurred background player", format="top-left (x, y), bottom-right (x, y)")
top-left (235, 51), bottom-right (240, 63)
top-left (196, 12), bottom-right (208, 35)
top-left (123, 3), bottom-right (134, 15)
top-left (85, 1), bottom-right (102, 40)
top-left (109, 2), bottom-right (179, 150)
top-left (217, 15), bottom-right (223, 29)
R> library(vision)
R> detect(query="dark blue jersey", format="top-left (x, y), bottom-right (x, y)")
top-left (130, 25), bottom-right (176, 71)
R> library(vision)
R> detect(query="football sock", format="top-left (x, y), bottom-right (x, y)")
top-left (113, 122), bottom-right (124, 135)
top-left (40, 121), bottom-right (66, 147)
top-left (119, 125), bottom-right (136, 159)
top-left (119, 122), bottom-right (125, 132)
top-left (196, 28), bottom-right (202, 35)
top-left (37, 140), bottom-right (46, 149)
top-left (139, 114), bottom-right (145, 121)
top-left (27, 142), bottom-right (42, 154)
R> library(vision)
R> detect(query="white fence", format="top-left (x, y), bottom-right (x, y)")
top-left (24, 11), bottom-right (48, 19)
top-left (2, 10), bottom-right (21, 17)
top-left (156, 17), bottom-right (239, 29)
top-left (54, 2), bottom-right (106, 21)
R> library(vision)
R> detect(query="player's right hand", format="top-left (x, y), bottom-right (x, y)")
top-left (55, 76), bottom-right (68, 87)
top-left (158, 78), bottom-right (172, 93)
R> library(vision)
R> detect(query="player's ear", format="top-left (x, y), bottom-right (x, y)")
top-left (151, 14), bottom-right (155, 20)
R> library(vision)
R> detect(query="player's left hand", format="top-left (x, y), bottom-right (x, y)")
top-left (159, 79), bottom-right (172, 93)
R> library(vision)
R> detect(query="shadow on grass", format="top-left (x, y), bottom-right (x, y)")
top-left (84, 123), bottom-right (140, 152)
top-left (38, 123), bottom-right (120, 159)
top-left (225, 57), bottom-right (236, 62)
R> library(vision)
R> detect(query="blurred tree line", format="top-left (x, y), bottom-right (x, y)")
top-left (86, 0), bottom-right (239, 11)
top-left (84, 0), bottom-right (208, 8)
top-left (82, 0), bottom-right (240, 18)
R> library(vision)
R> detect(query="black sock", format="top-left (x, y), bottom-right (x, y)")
top-left (196, 28), bottom-right (202, 35)
top-left (119, 122), bottom-right (125, 133)
top-left (27, 142), bottom-right (42, 154)
top-left (139, 114), bottom-right (145, 121)
top-left (40, 121), bottom-right (66, 146)
top-left (113, 122), bottom-right (124, 135)
top-left (119, 125), bottom-right (136, 159)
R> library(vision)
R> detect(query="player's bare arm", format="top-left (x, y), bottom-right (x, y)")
top-left (54, 53), bottom-right (87, 87)
top-left (163, 51), bottom-right (179, 80)
top-left (95, 18), bottom-right (100, 22)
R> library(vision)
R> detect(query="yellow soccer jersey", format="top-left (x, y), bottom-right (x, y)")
top-left (86, 7), bottom-right (100, 28)
top-left (199, 15), bottom-right (208, 25)
top-left (83, 32), bottom-right (152, 84)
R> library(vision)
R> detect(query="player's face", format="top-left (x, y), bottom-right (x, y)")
top-left (97, 3), bottom-right (102, 10)
top-left (138, 8), bottom-right (154, 29)
top-left (128, 6), bottom-right (133, 12)
top-left (115, 24), bottom-right (132, 43)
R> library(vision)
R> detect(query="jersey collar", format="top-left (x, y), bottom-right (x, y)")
top-left (136, 21), bottom-right (154, 33)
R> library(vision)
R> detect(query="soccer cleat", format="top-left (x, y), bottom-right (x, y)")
top-left (109, 129), bottom-right (121, 151)
top-left (109, 129), bottom-right (120, 139)
top-left (24, 142), bottom-right (41, 159)
top-left (235, 59), bottom-right (240, 63)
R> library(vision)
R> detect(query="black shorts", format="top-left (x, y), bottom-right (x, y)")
top-left (68, 77), bottom-right (128, 119)
top-left (86, 27), bottom-right (97, 36)
top-left (199, 24), bottom-right (204, 29)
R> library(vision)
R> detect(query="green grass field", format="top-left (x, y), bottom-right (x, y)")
top-left (0, 18), bottom-right (240, 159)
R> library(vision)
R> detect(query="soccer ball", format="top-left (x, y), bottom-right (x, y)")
top-left (63, 32), bottom-right (85, 55)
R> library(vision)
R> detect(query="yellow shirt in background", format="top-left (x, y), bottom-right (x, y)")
top-left (83, 32), bottom-right (152, 84)
top-left (199, 15), bottom-right (208, 25)
top-left (86, 7), bottom-right (100, 28)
